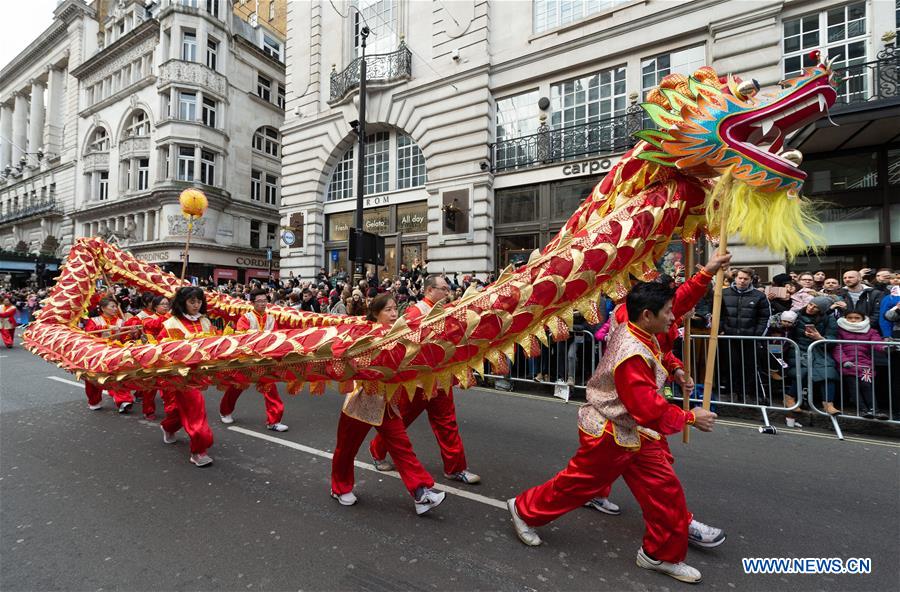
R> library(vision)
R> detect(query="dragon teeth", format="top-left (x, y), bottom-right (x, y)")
top-left (761, 118), bottom-right (774, 136)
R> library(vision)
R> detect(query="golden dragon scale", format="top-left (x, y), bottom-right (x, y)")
top-left (24, 63), bottom-right (837, 400)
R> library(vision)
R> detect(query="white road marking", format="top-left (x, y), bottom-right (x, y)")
top-left (229, 426), bottom-right (508, 509)
top-left (46, 376), bottom-right (84, 388)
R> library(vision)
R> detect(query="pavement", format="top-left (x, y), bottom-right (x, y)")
top-left (1, 336), bottom-right (899, 592)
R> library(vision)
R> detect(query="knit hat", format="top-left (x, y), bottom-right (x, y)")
top-left (352, 289), bottom-right (363, 299)
top-left (810, 296), bottom-right (833, 311)
top-left (771, 273), bottom-right (792, 287)
top-left (781, 310), bottom-right (798, 323)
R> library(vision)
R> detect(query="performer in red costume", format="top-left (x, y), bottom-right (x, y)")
top-left (508, 282), bottom-right (718, 584)
top-left (584, 252), bottom-right (731, 554)
top-left (134, 295), bottom-right (170, 420)
top-left (82, 297), bottom-right (136, 413)
top-left (219, 288), bottom-right (288, 431)
top-left (0, 296), bottom-right (17, 348)
top-left (158, 287), bottom-right (216, 467)
top-left (369, 275), bottom-right (480, 485)
top-left (331, 294), bottom-right (446, 515)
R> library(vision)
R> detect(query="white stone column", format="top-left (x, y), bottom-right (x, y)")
top-left (29, 79), bottom-right (46, 161)
top-left (44, 66), bottom-right (64, 157)
top-left (0, 101), bottom-right (12, 170)
top-left (12, 91), bottom-right (28, 166)
top-left (193, 146), bottom-right (200, 182)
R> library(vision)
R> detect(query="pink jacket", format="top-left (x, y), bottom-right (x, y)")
top-left (832, 327), bottom-right (884, 377)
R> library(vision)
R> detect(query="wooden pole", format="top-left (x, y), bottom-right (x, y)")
top-left (701, 194), bottom-right (732, 411)
top-left (180, 220), bottom-right (194, 283)
top-left (681, 240), bottom-right (695, 444)
top-left (99, 269), bottom-right (126, 321)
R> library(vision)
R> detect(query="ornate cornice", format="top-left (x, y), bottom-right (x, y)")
top-left (70, 20), bottom-right (160, 81)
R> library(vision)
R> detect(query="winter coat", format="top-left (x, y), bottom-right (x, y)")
top-left (832, 327), bottom-right (885, 378)
top-left (879, 294), bottom-right (900, 338)
top-left (838, 287), bottom-right (883, 331)
top-left (721, 286), bottom-right (770, 336)
top-left (788, 310), bottom-right (838, 382)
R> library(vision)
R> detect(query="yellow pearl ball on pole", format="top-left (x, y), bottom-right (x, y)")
top-left (178, 188), bottom-right (207, 282)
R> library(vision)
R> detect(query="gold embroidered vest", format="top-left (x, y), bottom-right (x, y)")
top-left (577, 324), bottom-right (668, 449)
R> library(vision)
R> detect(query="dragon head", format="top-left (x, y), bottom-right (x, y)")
top-left (636, 53), bottom-right (838, 196)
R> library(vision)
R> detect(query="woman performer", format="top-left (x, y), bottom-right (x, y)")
top-left (0, 296), bottom-right (17, 348)
top-left (330, 293), bottom-right (446, 515)
top-left (135, 295), bottom-right (170, 420)
top-left (83, 297), bottom-right (136, 413)
top-left (157, 287), bottom-right (216, 467)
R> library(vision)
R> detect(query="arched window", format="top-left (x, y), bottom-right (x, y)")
top-left (87, 127), bottom-right (110, 153)
top-left (123, 109), bottom-right (150, 138)
top-left (327, 149), bottom-right (354, 201)
top-left (252, 126), bottom-right (280, 157)
top-left (325, 130), bottom-right (426, 201)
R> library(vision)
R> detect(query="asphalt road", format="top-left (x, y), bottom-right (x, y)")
top-left (1, 336), bottom-right (898, 592)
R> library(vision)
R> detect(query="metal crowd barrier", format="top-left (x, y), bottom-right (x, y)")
top-left (805, 339), bottom-right (900, 440)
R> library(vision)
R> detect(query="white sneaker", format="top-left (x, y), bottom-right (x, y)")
top-left (88, 403), bottom-right (103, 411)
top-left (372, 455), bottom-right (395, 472)
top-left (785, 417), bottom-right (802, 428)
top-left (189, 453), bottom-right (213, 467)
top-left (688, 519), bottom-right (726, 548)
top-left (160, 425), bottom-right (177, 444)
top-left (584, 497), bottom-right (621, 515)
top-left (220, 414), bottom-right (234, 424)
top-left (444, 469), bottom-right (481, 484)
top-left (266, 422), bottom-right (289, 432)
top-left (414, 487), bottom-right (446, 515)
top-left (331, 491), bottom-right (358, 506)
top-left (118, 401), bottom-right (133, 414)
top-left (507, 498), bottom-right (542, 546)
top-left (636, 547), bottom-right (701, 583)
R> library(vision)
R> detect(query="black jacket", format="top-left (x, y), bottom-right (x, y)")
top-left (837, 287), bottom-right (883, 330)
top-left (721, 286), bottom-right (770, 336)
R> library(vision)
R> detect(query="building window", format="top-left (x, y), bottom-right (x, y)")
top-left (265, 173), bottom-right (278, 205)
top-left (124, 109), bottom-right (150, 137)
top-left (641, 46), bottom-right (706, 98)
top-left (250, 220), bottom-right (261, 249)
top-left (206, 37), bottom-right (218, 70)
top-left (181, 30), bottom-right (197, 62)
top-left (251, 169), bottom-right (262, 201)
top-left (202, 97), bottom-right (217, 128)
top-left (88, 127), bottom-right (110, 153)
top-left (365, 131), bottom-right (390, 194)
top-left (277, 84), bottom-right (286, 109)
top-left (263, 36), bottom-right (282, 61)
top-left (550, 66), bottom-right (628, 154)
top-left (138, 158), bottom-right (149, 190)
top-left (257, 74), bottom-right (272, 101)
top-left (495, 90), bottom-right (540, 169)
top-left (206, 0), bottom-right (219, 18)
top-left (253, 126), bottom-right (280, 157)
top-left (178, 91), bottom-right (197, 121)
top-left (353, 0), bottom-right (396, 56)
top-left (268, 1), bottom-right (276, 20)
top-left (200, 150), bottom-right (216, 185)
top-left (782, 3), bottom-right (867, 102)
top-left (123, 161), bottom-right (132, 191)
top-left (327, 149), bottom-right (354, 201)
top-left (98, 171), bottom-right (109, 201)
top-left (397, 134), bottom-right (425, 189)
top-left (177, 146), bottom-right (194, 181)
top-left (533, 0), bottom-right (629, 33)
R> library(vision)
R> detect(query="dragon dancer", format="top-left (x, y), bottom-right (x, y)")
top-left (508, 282), bottom-right (718, 584)
top-left (369, 275), bottom-right (481, 485)
top-left (219, 288), bottom-right (289, 432)
top-left (82, 297), bottom-right (137, 413)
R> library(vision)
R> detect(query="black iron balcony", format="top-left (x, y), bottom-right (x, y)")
top-left (831, 44), bottom-right (899, 110)
top-left (329, 43), bottom-right (412, 104)
top-left (0, 198), bottom-right (62, 224)
top-left (491, 106), bottom-right (643, 173)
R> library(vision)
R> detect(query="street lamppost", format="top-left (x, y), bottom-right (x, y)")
top-left (352, 25), bottom-right (371, 286)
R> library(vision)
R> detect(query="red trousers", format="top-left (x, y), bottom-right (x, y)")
top-left (516, 430), bottom-right (691, 564)
top-left (160, 388), bottom-right (214, 454)
top-left (369, 388), bottom-right (467, 475)
top-left (85, 382), bottom-right (135, 407)
top-left (594, 437), bottom-right (675, 499)
top-left (220, 384), bottom-right (284, 425)
top-left (332, 411), bottom-right (434, 496)
top-left (0, 328), bottom-right (13, 348)
top-left (135, 390), bottom-right (158, 416)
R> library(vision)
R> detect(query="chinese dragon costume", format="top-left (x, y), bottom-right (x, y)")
top-left (24, 57), bottom-right (838, 401)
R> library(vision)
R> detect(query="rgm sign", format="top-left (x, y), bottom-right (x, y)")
top-left (562, 158), bottom-right (612, 176)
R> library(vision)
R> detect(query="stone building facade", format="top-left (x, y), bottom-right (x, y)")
top-left (280, 0), bottom-right (898, 281)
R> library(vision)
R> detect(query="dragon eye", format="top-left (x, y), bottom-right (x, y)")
top-left (736, 79), bottom-right (760, 99)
